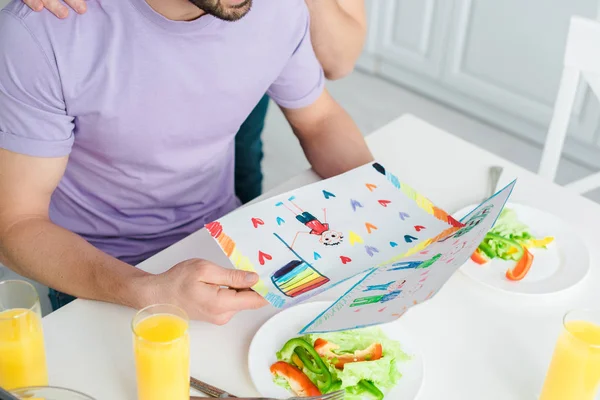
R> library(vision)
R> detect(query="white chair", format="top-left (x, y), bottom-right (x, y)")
top-left (539, 16), bottom-right (600, 194)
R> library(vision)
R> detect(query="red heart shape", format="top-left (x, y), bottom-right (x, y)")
top-left (340, 256), bottom-right (352, 264)
top-left (378, 200), bottom-right (391, 207)
top-left (414, 225), bottom-right (426, 232)
top-left (258, 250), bottom-right (272, 265)
top-left (205, 221), bottom-right (223, 238)
top-left (251, 218), bottom-right (264, 228)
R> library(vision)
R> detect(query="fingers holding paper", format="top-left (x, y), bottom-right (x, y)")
top-left (144, 258), bottom-right (268, 325)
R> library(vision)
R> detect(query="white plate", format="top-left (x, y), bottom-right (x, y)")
top-left (248, 301), bottom-right (423, 399)
top-left (455, 202), bottom-right (589, 295)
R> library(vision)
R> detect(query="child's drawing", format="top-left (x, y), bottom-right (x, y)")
top-left (449, 204), bottom-right (494, 239)
top-left (417, 253), bottom-right (442, 269)
top-left (389, 279), bottom-right (407, 291)
top-left (270, 233), bottom-right (330, 298)
top-left (388, 260), bottom-right (423, 271)
top-left (276, 196), bottom-right (344, 248)
top-left (299, 180), bottom-right (515, 334)
top-left (363, 281), bottom-right (395, 292)
top-left (206, 160), bottom-right (515, 332)
top-left (271, 260), bottom-right (330, 298)
top-left (350, 290), bottom-right (402, 307)
top-left (387, 253), bottom-right (441, 271)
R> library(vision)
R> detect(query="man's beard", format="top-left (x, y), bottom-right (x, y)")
top-left (188, 0), bottom-right (252, 21)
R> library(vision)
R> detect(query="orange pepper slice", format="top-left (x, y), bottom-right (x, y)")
top-left (270, 361), bottom-right (321, 397)
top-left (470, 250), bottom-right (489, 265)
top-left (506, 247), bottom-right (533, 281)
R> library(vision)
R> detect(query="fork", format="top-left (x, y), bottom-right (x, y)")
top-left (189, 376), bottom-right (344, 400)
top-left (191, 391), bottom-right (345, 400)
top-left (190, 376), bottom-right (237, 397)
top-left (487, 165), bottom-right (504, 199)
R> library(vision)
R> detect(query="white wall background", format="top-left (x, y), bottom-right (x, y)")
top-left (358, 0), bottom-right (600, 171)
top-left (0, 0), bottom-right (9, 9)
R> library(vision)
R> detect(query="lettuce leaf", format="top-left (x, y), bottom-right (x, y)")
top-left (275, 327), bottom-right (410, 397)
top-left (489, 208), bottom-right (531, 241)
top-left (273, 374), bottom-right (292, 392)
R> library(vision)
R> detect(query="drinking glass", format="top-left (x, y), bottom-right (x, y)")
top-left (539, 309), bottom-right (600, 400)
top-left (0, 280), bottom-right (48, 390)
top-left (132, 304), bottom-right (190, 400)
top-left (10, 386), bottom-right (96, 399)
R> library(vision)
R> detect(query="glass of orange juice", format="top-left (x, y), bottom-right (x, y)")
top-left (0, 280), bottom-right (48, 390)
top-left (539, 309), bottom-right (600, 400)
top-left (132, 304), bottom-right (190, 400)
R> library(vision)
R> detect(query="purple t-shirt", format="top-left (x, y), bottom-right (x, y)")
top-left (0, 0), bottom-right (324, 265)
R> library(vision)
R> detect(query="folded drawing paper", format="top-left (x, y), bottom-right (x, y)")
top-left (206, 162), bottom-right (514, 331)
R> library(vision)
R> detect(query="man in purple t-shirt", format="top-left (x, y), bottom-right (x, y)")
top-left (0, 0), bottom-right (373, 324)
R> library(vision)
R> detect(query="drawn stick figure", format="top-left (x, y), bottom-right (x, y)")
top-left (388, 260), bottom-right (424, 271)
top-left (416, 253), bottom-right (442, 269)
top-left (363, 281), bottom-right (395, 292)
top-left (276, 197), bottom-right (343, 248)
top-left (350, 290), bottom-right (402, 307)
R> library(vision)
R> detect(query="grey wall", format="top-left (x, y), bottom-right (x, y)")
top-left (0, 0), bottom-right (10, 9)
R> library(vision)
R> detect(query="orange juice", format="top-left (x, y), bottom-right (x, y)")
top-left (0, 308), bottom-right (48, 390)
top-left (540, 320), bottom-right (600, 400)
top-left (133, 313), bottom-right (189, 400)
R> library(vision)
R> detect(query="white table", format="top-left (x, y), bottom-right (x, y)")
top-left (41, 114), bottom-right (600, 400)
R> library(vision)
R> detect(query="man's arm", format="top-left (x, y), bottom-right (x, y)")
top-left (0, 11), bottom-right (144, 305)
top-left (0, 150), bottom-right (267, 322)
top-left (267, 3), bottom-right (371, 176)
top-left (0, 149), bottom-right (149, 308)
top-left (282, 89), bottom-right (374, 178)
top-left (305, 0), bottom-right (367, 80)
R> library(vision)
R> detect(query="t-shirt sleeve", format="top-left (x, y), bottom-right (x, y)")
top-left (266, 4), bottom-right (325, 109)
top-left (0, 10), bottom-right (74, 157)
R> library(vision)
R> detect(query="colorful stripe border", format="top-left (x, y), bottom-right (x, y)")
top-left (205, 221), bottom-right (269, 296)
top-left (376, 164), bottom-right (464, 266)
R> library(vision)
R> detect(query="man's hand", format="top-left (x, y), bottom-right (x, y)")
top-left (23, 0), bottom-right (86, 18)
top-left (144, 259), bottom-right (269, 325)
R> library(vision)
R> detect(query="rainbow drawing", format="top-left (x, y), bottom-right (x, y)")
top-left (271, 260), bottom-right (330, 298)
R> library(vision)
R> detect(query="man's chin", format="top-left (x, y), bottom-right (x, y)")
top-left (229, 0), bottom-right (251, 9)
top-left (195, 0), bottom-right (252, 22)
top-left (221, 0), bottom-right (252, 21)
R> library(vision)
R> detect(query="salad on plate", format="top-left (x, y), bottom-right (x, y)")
top-left (470, 208), bottom-right (554, 281)
top-left (270, 327), bottom-right (409, 399)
